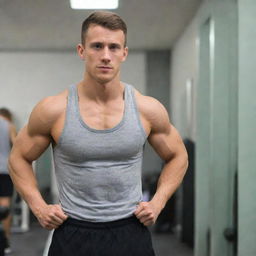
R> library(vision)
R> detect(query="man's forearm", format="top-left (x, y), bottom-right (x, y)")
top-left (8, 155), bottom-right (47, 215)
top-left (135, 153), bottom-right (188, 226)
top-left (151, 154), bottom-right (188, 210)
top-left (9, 154), bottom-right (67, 230)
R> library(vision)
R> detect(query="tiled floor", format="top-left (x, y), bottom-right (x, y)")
top-left (9, 222), bottom-right (193, 256)
top-left (9, 223), bottom-right (48, 256)
top-left (152, 232), bottom-right (193, 256)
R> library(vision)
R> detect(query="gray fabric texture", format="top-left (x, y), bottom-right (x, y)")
top-left (0, 118), bottom-right (11, 174)
top-left (53, 83), bottom-right (147, 222)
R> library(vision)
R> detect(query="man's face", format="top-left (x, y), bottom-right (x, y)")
top-left (77, 25), bottom-right (128, 84)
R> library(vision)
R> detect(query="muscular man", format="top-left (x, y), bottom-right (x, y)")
top-left (9, 12), bottom-right (188, 255)
top-left (0, 108), bottom-right (16, 254)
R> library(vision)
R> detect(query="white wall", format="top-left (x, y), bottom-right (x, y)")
top-left (0, 50), bottom-right (146, 129)
top-left (121, 51), bottom-right (146, 93)
top-left (170, 16), bottom-right (198, 141)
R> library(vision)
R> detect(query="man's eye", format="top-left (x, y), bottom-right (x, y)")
top-left (93, 44), bottom-right (102, 49)
top-left (110, 45), bottom-right (117, 50)
top-left (110, 44), bottom-right (121, 50)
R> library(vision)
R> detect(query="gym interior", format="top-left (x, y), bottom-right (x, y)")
top-left (0, 0), bottom-right (255, 255)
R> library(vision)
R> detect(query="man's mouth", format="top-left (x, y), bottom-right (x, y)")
top-left (97, 66), bottom-right (113, 70)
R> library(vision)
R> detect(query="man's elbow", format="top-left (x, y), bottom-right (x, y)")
top-left (8, 152), bottom-right (16, 176)
top-left (184, 155), bottom-right (189, 172)
top-left (8, 150), bottom-right (23, 175)
top-left (182, 148), bottom-right (189, 172)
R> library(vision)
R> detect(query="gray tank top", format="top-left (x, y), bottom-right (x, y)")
top-left (53, 83), bottom-right (147, 222)
top-left (0, 118), bottom-right (11, 175)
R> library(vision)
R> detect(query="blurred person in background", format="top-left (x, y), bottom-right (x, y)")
top-left (0, 108), bottom-right (16, 254)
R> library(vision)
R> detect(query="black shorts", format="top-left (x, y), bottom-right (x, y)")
top-left (48, 215), bottom-right (156, 256)
top-left (0, 174), bottom-right (13, 197)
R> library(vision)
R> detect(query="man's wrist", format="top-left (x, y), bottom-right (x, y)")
top-left (28, 197), bottom-right (48, 217)
top-left (150, 195), bottom-right (167, 212)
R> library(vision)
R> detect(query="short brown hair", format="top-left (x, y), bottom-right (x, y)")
top-left (0, 108), bottom-right (13, 122)
top-left (81, 11), bottom-right (127, 46)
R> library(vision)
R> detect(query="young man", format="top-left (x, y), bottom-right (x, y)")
top-left (9, 12), bottom-right (188, 255)
top-left (0, 108), bottom-right (16, 254)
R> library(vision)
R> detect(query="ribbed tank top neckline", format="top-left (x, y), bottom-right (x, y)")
top-left (71, 83), bottom-right (128, 134)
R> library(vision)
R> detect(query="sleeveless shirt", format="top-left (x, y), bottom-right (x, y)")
top-left (0, 118), bottom-right (11, 175)
top-left (53, 83), bottom-right (147, 222)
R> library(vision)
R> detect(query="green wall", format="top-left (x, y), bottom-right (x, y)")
top-left (238, 1), bottom-right (256, 255)
top-left (196, 1), bottom-right (238, 256)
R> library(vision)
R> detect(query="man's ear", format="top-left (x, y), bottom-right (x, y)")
top-left (122, 46), bottom-right (128, 62)
top-left (77, 43), bottom-right (85, 60)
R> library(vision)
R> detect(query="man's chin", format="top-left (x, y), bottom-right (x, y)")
top-left (96, 75), bottom-right (116, 84)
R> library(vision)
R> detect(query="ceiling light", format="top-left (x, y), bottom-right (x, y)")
top-left (70, 0), bottom-right (119, 9)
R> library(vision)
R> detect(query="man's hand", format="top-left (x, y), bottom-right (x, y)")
top-left (35, 204), bottom-right (68, 230)
top-left (134, 201), bottom-right (162, 226)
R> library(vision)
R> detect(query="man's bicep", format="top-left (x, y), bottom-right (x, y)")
top-left (11, 125), bottom-right (51, 163)
top-left (13, 97), bottom-right (56, 162)
top-left (148, 124), bottom-right (185, 161)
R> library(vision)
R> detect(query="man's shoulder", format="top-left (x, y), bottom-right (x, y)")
top-left (133, 89), bottom-right (170, 133)
top-left (28, 89), bottom-right (68, 134)
top-left (133, 89), bottom-right (167, 118)
top-left (38, 90), bottom-right (68, 115)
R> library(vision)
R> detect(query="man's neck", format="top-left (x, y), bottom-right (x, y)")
top-left (78, 76), bottom-right (124, 103)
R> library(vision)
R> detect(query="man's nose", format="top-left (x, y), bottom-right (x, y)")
top-left (101, 47), bottom-right (111, 63)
